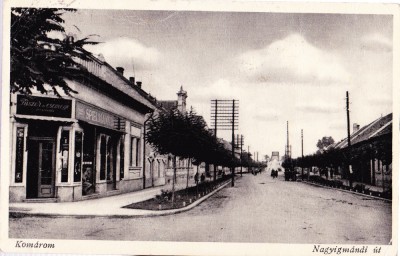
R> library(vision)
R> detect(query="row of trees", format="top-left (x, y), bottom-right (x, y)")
top-left (283, 135), bottom-right (392, 182)
top-left (146, 109), bottom-right (244, 203)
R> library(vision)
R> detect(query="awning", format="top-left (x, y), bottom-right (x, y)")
top-left (14, 114), bottom-right (77, 123)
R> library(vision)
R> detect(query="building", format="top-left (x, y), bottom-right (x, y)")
top-left (9, 53), bottom-right (162, 202)
top-left (158, 86), bottom-right (196, 185)
top-left (333, 113), bottom-right (392, 190)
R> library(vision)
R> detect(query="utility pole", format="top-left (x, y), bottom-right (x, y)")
top-left (235, 134), bottom-right (244, 177)
top-left (248, 145), bottom-right (250, 173)
top-left (285, 121), bottom-right (291, 159)
top-left (240, 135), bottom-right (243, 177)
top-left (346, 92), bottom-right (351, 148)
top-left (214, 100), bottom-right (218, 182)
top-left (211, 99), bottom-right (239, 185)
top-left (301, 129), bottom-right (304, 180)
top-left (346, 91), bottom-right (353, 187)
top-left (231, 100), bottom-right (236, 187)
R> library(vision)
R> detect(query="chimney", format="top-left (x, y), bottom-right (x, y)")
top-left (136, 81), bottom-right (142, 88)
top-left (129, 77), bottom-right (135, 86)
top-left (353, 123), bottom-right (360, 133)
top-left (116, 67), bottom-right (124, 75)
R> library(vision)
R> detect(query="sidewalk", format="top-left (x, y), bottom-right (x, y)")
top-left (9, 179), bottom-right (232, 218)
top-left (302, 175), bottom-right (391, 201)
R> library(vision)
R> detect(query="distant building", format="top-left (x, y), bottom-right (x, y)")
top-left (271, 151), bottom-right (280, 161)
top-left (158, 86), bottom-right (196, 184)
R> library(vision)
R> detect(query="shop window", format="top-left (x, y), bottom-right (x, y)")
top-left (74, 131), bottom-right (83, 182)
top-left (130, 136), bottom-right (141, 167)
top-left (60, 130), bottom-right (69, 182)
top-left (100, 135), bottom-right (108, 180)
top-left (14, 127), bottom-right (25, 183)
top-left (106, 139), bottom-right (112, 181)
top-left (82, 126), bottom-right (95, 196)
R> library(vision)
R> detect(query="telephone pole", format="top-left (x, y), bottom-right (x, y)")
top-left (211, 99), bottom-right (239, 187)
top-left (346, 92), bottom-right (351, 148)
top-left (346, 91), bottom-right (353, 187)
top-left (301, 129), bottom-right (304, 180)
top-left (248, 145), bottom-right (250, 173)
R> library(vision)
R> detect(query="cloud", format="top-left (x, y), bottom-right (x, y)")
top-left (191, 79), bottom-right (243, 102)
top-left (254, 112), bottom-right (280, 122)
top-left (84, 37), bottom-right (161, 71)
top-left (296, 105), bottom-right (342, 114)
top-left (361, 33), bottom-right (392, 52)
top-left (237, 34), bottom-right (350, 85)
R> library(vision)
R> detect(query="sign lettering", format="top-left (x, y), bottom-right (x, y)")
top-left (16, 95), bottom-right (72, 118)
top-left (76, 102), bottom-right (123, 131)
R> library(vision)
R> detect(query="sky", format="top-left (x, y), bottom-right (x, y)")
top-left (62, 10), bottom-right (393, 160)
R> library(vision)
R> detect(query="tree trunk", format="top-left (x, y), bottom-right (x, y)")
top-left (213, 164), bottom-right (217, 181)
top-left (196, 165), bottom-right (199, 195)
top-left (172, 155), bottom-right (176, 205)
top-left (186, 158), bottom-right (190, 189)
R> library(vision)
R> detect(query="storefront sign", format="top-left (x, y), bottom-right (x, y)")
top-left (76, 102), bottom-right (124, 131)
top-left (16, 95), bottom-right (72, 118)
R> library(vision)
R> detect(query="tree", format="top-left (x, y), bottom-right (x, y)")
top-left (316, 136), bottom-right (335, 151)
top-left (146, 108), bottom-right (238, 203)
top-left (11, 8), bottom-right (98, 96)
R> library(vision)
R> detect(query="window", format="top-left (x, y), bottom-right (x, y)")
top-left (60, 130), bottom-right (69, 182)
top-left (99, 135), bottom-right (108, 180)
top-left (73, 131), bottom-right (83, 182)
top-left (129, 136), bottom-right (141, 167)
top-left (14, 127), bottom-right (25, 183)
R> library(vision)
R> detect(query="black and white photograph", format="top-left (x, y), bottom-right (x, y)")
top-left (1, 1), bottom-right (399, 255)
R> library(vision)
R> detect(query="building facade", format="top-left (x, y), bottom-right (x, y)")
top-left (333, 113), bottom-right (392, 190)
top-left (9, 54), bottom-right (161, 202)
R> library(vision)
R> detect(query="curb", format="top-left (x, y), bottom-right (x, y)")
top-left (9, 179), bottom-right (233, 219)
top-left (302, 181), bottom-right (392, 202)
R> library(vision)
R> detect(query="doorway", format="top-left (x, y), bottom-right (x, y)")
top-left (27, 138), bottom-right (56, 198)
top-left (106, 137), bottom-right (117, 191)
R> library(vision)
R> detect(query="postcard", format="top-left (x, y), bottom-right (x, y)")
top-left (1, 0), bottom-right (399, 255)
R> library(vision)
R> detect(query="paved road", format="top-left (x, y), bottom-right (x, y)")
top-left (9, 173), bottom-right (391, 244)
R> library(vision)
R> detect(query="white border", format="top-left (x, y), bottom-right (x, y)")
top-left (1, 1), bottom-right (399, 255)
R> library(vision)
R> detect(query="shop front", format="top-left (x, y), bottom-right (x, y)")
top-left (10, 94), bottom-right (75, 202)
top-left (75, 101), bottom-right (127, 197)
top-left (9, 94), bottom-right (142, 202)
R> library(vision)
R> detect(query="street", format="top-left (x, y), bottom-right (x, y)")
top-left (9, 173), bottom-right (391, 244)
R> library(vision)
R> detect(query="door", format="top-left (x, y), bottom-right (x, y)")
top-left (106, 136), bottom-right (117, 191)
top-left (37, 140), bottom-right (56, 197)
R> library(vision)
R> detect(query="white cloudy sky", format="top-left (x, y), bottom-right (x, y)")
top-left (63, 10), bottom-right (393, 159)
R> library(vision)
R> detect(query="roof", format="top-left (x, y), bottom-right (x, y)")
top-left (76, 54), bottom-right (157, 111)
top-left (158, 100), bottom-right (178, 111)
top-left (334, 113), bottom-right (392, 149)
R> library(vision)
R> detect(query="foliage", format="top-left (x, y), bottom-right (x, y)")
top-left (316, 136), bottom-right (335, 151)
top-left (11, 8), bottom-right (98, 96)
top-left (146, 109), bottom-right (239, 167)
top-left (290, 134), bottom-right (391, 180)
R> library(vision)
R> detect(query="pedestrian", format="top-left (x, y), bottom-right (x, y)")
top-left (200, 173), bottom-right (205, 183)
top-left (194, 172), bottom-right (199, 185)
